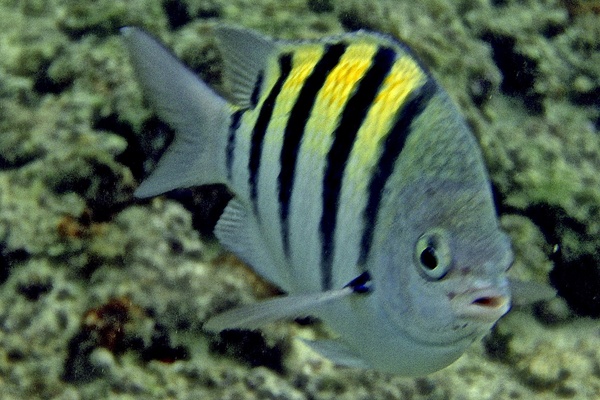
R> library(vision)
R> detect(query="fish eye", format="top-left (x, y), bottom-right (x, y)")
top-left (414, 229), bottom-right (452, 280)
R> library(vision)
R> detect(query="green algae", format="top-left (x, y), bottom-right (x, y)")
top-left (0, 0), bottom-right (599, 398)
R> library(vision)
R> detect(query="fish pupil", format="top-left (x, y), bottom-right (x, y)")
top-left (420, 246), bottom-right (438, 270)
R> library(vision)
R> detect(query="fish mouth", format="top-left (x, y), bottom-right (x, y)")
top-left (451, 287), bottom-right (511, 323)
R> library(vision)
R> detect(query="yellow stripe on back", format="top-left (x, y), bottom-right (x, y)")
top-left (302, 42), bottom-right (379, 156)
top-left (345, 55), bottom-right (427, 189)
top-left (263, 45), bottom-right (325, 146)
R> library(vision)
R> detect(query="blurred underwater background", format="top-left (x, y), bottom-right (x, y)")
top-left (0, 0), bottom-right (599, 398)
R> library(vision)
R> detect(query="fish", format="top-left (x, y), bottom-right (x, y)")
top-left (121, 25), bottom-right (514, 376)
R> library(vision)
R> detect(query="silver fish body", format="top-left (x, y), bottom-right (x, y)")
top-left (122, 25), bottom-right (513, 375)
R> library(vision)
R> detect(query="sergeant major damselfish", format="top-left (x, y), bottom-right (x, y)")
top-left (121, 25), bottom-right (514, 375)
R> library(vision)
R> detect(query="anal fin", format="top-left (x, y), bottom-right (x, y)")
top-left (214, 198), bottom-right (288, 289)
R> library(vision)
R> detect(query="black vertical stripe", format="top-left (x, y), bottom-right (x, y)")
top-left (279, 43), bottom-right (346, 257)
top-left (249, 54), bottom-right (293, 215)
top-left (319, 46), bottom-right (396, 290)
top-left (358, 78), bottom-right (437, 266)
top-left (250, 71), bottom-right (264, 109)
top-left (226, 109), bottom-right (245, 181)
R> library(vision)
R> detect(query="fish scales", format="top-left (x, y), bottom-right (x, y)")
top-left (122, 26), bottom-right (515, 375)
top-left (228, 37), bottom-right (433, 292)
top-left (318, 45), bottom-right (395, 290)
top-left (278, 43), bottom-right (346, 266)
top-left (248, 53), bottom-right (292, 217)
top-left (334, 53), bottom-right (432, 285)
top-left (281, 42), bottom-right (376, 291)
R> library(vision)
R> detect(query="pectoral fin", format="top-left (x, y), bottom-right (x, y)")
top-left (205, 272), bottom-right (372, 332)
top-left (204, 286), bottom-right (354, 332)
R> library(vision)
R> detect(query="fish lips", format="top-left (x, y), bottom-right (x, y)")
top-left (451, 286), bottom-right (511, 323)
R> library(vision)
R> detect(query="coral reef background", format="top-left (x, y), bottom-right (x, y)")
top-left (0, 0), bottom-right (598, 398)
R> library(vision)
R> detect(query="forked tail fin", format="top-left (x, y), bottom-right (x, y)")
top-left (121, 27), bottom-right (230, 197)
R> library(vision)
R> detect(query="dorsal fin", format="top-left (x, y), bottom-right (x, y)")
top-left (214, 26), bottom-right (277, 108)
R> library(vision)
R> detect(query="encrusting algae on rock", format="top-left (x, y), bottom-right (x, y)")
top-left (0, 0), bottom-right (598, 398)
